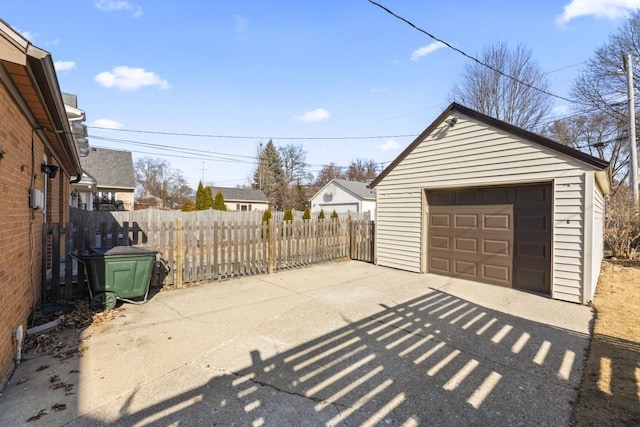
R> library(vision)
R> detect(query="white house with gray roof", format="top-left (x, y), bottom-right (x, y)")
top-left (81, 147), bottom-right (136, 211)
top-left (310, 179), bottom-right (376, 220)
top-left (208, 187), bottom-right (270, 211)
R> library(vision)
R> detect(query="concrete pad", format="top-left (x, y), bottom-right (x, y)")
top-left (0, 261), bottom-right (594, 426)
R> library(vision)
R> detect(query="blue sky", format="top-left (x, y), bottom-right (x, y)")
top-left (3, 0), bottom-right (640, 189)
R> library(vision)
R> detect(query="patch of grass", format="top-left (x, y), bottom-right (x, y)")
top-left (572, 259), bottom-right (640, 425)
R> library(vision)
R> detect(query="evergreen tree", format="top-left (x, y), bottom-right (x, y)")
top-left (331, 210), bottom-right (339, 220)
top-left (253, 140), bottom-right (285, 209)
top-left (283, 207), bottom-right (294, 222)
top-left (205, 186), bottom-right (214, 209)
top-left (213, 191), bottom-right (227, 211)
top-left (302, 208), bottom-right (311, 220)
top-left (195, 181), bottom-right (208, 210)
top-left (262, 209), bottom-right (272, 223)
top-left (318, 209), bottom-right (325, 220)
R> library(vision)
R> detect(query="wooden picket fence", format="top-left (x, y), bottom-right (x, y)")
top-left (45, 209), bottom-right (374, 301)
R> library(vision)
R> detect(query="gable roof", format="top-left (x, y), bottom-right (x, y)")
top-left (370, 102), bottom-right (610, 189)
top-left (208, 187), bottom-right (269, 203)
top-left (0, 19), bottom-right (82, 178)
top-left (81, 147), bottom-right (135, 189)
top-left (331, 179), bottom-right (376, 200)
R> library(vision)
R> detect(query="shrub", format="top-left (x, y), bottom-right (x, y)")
top-left (318, 209), bottom-right (325, 220)
top-left (262, 209), bottom-right (272, 224)
top-left (181, 200), bottom-right (195, 212)
top-left (302, 208), bottom-right (311, 220)
top-left (331, 210), bottom-right (339, 220)
top-left (605, 187), bottom-right (640, 259)
top-left (284, 207), bottom-right (294, 222)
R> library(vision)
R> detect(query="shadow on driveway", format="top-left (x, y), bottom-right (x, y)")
top-left (88, 288), bottom-right (589, 426)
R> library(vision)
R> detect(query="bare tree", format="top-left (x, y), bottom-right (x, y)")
top-left (134, 157), bottom-right (192, 209)
top-left (449, 42), bottom-right (553, 130)
top-left (544, 113), bottom-right (629, 188)
top-left (571, 10), bottom-right (640, 120)
top-left (346, 158), bottom-right (379, 183)
top-left (314, 162), bottom-right (345, 187)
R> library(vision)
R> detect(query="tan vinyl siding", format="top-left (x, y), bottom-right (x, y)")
top-left (585, 175), bottom-right (606, 302)
top-left (375, 114), bottom-right (592, 302)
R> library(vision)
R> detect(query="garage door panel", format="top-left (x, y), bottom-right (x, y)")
top-left (455, 237), bottom-right (477, 252)
top-left (431, 214), bottom-right (450, 227)
top-left (455, 214), bottom-right (478, 228)
top-left (484, 213), bottom-right (510, 230)
top-left (484, 265), bottom-right (510, 284)
top-left (454, 260), bottom-right (477, 276)
top-left (515, 241), bottom-right (547, 259)
top-left (430, 236), bottom-right (450, 250)
top-left (430, 257), bottom-right (451, 273)
top-left (484, 240), bottom-right (509, 255)
top-left (427, 183), bottom-right (551, 295)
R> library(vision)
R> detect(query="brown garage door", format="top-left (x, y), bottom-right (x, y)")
top-left (427, 184), bottom-right (552, 294)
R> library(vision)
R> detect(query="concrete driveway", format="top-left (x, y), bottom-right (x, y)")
top-left (0, 261), bottom-right (593, 426)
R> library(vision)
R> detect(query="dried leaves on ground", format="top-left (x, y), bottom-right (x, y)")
top-left (572, 259), bottom-right (640, 426)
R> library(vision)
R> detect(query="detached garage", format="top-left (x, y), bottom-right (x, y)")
top-left (370, 103), bottom-right (610, 304)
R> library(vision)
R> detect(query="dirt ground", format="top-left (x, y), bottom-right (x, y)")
top-left (572, 259), bottom-right (640, 425)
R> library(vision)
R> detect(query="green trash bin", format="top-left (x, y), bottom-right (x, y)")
top-left (71, 247), bottom-right (157, 311)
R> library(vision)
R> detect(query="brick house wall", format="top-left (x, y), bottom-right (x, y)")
top-left (0, 79), bottom-right (48, 385)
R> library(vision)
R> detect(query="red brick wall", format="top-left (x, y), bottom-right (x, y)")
top-left (0, 78), bottom-right (69, 386)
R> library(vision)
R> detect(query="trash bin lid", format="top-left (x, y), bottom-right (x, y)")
top-left (89, 246), bottom-right (157, 256)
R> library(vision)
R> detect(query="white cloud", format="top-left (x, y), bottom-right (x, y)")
top-left (552, 105), bottom-right (569, 116)
top-left (95, 0), bottom-right (142, 17)
top-left (557, 0), bottom-right (640, 24)
top-left (17, 29), bottom-right (34, 41)
top-left (410, 41), bottom-right (445, 61)
top-left (293, 108), bottom-right (331, 123)
top-left (90, 119), bottom-right (123, 129)
top-left (95, 0), bottom-right (132, 12)
top-left (376, 139), bottom-right (401, 152)
top-left (54, 61), bottom-right (76, 72)
top-left (94, 66), bottom-right (170, 90)
top-left (235, 15), bottom-right (248, 32)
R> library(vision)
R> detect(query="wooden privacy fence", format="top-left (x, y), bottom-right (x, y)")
top-left (46, 209), bottom-right (374, 300)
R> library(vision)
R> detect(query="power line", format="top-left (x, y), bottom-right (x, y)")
top-left (88, 126), bottom-right (417, 141)
top-left (367, 0), bottom-right (578, 105)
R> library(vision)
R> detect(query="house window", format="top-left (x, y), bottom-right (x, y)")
top-left (236, 204), bottom-right (240, 210)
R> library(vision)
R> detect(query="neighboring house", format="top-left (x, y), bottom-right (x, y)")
top-left (63, 93), bottom-right (95, 210)
top-left (310, 178), bottom-right (377, 220)
top-left (81, 147), bottom-right (136, 211)
top-left (370, 103), bottom-right (610, 304)
top-left (0, 20), bottom-right (83, 386)
top-left (208, 187), bottom-right (269, 211)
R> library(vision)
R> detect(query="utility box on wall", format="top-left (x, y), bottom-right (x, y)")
top-left (29, 188), bottom-right (44, 210)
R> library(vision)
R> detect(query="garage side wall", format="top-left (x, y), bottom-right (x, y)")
top-left (375, 114), bottom-right (593, 303)
top-left (585, 175), bottom-right (605, 303)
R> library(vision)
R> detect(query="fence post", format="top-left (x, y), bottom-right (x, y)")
top-left (176, 217), bottom-right (184, 288)
top-left (347, 216), bottom-right (353, 259)
top-left (268, 219), bottom-right (275, 274)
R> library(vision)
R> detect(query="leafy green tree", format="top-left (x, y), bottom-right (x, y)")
top-left (195, 181), bottom-right (208, 210)
top-left (331, 210), bottom-right (339, 220)
top-left (283, 207), bottom-right (294, 222)
top-left (213, 191), bottom-right (227, 211)
top-left (318, 209), bottom-right (325, 220)
top-left (302, 208), bottom-right (311, 220)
